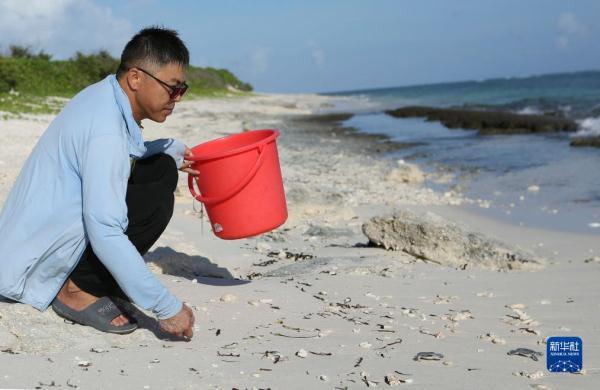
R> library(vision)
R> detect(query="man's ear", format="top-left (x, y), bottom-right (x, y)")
top-left (126, 68), bottom-right (142, 92)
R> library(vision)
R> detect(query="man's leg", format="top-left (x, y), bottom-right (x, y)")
top-left (56, 154), bottom-right (178, 326)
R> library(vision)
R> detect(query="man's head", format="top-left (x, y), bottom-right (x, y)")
top-left (117, 27), bottom-right (189, 123)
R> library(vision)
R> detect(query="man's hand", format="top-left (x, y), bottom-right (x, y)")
top-left (179, 146), bottom-right (199, 176)
top-left (158, 303), bottom-right (195, 340)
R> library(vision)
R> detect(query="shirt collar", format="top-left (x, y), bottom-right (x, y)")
top-left (108, 75), bottom-right (147, 158)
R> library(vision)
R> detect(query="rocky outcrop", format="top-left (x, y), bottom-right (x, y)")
top-left (570, 136), bottom-right (600, 148)
top-left (385, 106), bottom-right (577, 135)
top-left (362, 210), bottom-right (543, 271)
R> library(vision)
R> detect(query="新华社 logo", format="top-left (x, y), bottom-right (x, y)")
top-left (547, 336), bottom-right (583, 373)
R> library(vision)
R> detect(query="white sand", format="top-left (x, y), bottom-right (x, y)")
top-left (0, 92), bottom-right (598, 389)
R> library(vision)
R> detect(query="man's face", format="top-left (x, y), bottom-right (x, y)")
top-left (134, 62), bottom-right (187, 123)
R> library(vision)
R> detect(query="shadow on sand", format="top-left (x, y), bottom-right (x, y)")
top-left (129, 246), bottom-right (250, 340)
top-left (0, 246), bottom-right (249, 341)
top-left (143, 246), bottom-right (245, 283)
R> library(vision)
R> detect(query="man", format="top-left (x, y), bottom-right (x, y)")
top-left (0, 27), bottom-right (196, 338)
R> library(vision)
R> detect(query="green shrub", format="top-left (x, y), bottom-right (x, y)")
top-left (0, 48), bottom-right (252, 113)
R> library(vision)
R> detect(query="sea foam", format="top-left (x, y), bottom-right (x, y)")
top-left (516, 106), bottom-right (543, 115)
top-left (574, 116), bottom-right (600, 137)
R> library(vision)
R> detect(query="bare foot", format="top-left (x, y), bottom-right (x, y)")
top-left (55, 278), bottom-right (131, 326)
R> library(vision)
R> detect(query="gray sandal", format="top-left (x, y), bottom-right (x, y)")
top-left (52, 296), bottom-right (138, 334)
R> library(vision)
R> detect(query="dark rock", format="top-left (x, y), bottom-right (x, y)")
top-left (414, 352), bottom-right (444, 361)
top-left (285, 114), bottom-right (416, 155)
top-left (507, 348), bottom-right (543, 361)
top-left (266, 250), bottom-right (314, 261)
top-left (385, 106), bottom-right (577, 135)
top-left (570, 136), bottom-right (600, 148)
top-left (294, 112), bottom-right (355, 123)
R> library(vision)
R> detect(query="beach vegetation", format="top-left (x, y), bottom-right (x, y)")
top-left (0, 46), bottom-right (252, 114)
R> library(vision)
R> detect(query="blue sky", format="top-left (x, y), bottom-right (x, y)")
top-left (1, 0), bottom-right (599, 92)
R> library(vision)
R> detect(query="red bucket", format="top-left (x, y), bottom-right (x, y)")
top-left (187, 129), bottom-right (287, 239)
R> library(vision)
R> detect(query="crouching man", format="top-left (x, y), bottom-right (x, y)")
top-left (0, 26), bottom-right (198, 337)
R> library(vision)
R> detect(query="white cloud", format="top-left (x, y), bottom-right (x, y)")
top-left (307, 40), bottom-right (325, 69)
top-left (248, 46), bottom-right (271, 74)
top-left (558, 12), bottom-right (587, 35)
top-left (0, 0), bottom-right (132, 58)
top-left (556, 12), bottom-right (587, 49)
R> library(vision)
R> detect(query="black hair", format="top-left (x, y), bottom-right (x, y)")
top-left (117, 26), bottom-right (189, 78)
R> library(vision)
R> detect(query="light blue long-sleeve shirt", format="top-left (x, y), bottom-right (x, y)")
top-left (0, 75), bottom-right (185, 320)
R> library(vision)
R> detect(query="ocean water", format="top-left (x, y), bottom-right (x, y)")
top-left (325, 71), bottom-right (600, 234)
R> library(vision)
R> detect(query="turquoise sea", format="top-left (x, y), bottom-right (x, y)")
top-left (325, 71), bottom-right (600, 233)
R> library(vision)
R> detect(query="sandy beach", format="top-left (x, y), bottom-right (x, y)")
top-left (0, 93), bottom-right (598, 389)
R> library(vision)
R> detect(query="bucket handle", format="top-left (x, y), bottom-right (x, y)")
top-left (187, 143), bottom-right (267, 205)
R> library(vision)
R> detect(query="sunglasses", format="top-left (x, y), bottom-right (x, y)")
top-left (134, 67), bottom-right (189, 100)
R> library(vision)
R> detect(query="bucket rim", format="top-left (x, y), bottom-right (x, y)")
top-left (188, 129), bottom-right (279, 162)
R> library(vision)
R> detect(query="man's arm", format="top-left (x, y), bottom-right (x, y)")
top-left (143, 138), bottom-right (186, 168)
top-left (81, 134), bottom-right (182, 320)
